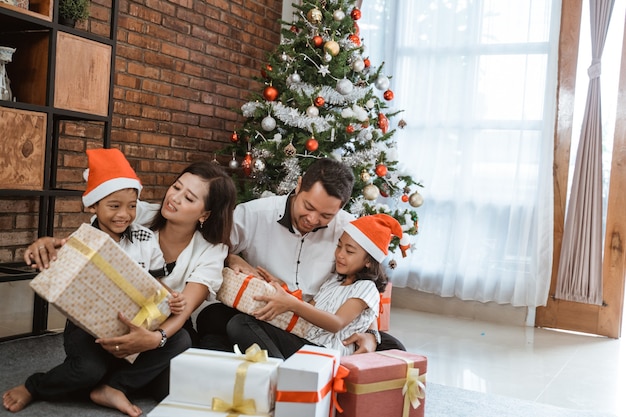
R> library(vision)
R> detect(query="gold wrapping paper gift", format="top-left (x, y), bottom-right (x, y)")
top-left (217, 267), bottom-right (310, 338)
top-left (30, 224), bottom-right (171, 361)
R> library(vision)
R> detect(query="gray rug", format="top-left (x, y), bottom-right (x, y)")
top-left (0, 333), bottom-right (617, 417)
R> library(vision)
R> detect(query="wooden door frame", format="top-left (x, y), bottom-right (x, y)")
top-left (535, 0), bottom-right (626, 338)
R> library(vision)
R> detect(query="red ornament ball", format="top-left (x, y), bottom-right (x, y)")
top-left (348, 34), bottom-right (360, 46)
top-left (242, 153), bottom-right (253, 177)
top-left (261, 64), bottom-right (272, 79)
top-left (314, 96), bottom-right (325, 107)
top-left (230, 132), bottom-right (239, 143)
top-left (375, 164), bottom-right (388, 177)
top-left (383, 89), bottom-right (394, 101)
top-left (351, 8), bottom-right (362, 20)
top-left (346, 125), bottom-right (355, 134)
top-left (363, 58), bottom-right (371, 68)
top-left (313, 35), bottom-right (323, 48)
top-left (290, 25), bottom-right (298, 34)
top-left (401, 194), bottom-right (409, 203)
top-left (305, 137), bottom-right (319, 152)
top-left (263, 86), bottom-right (279, 101)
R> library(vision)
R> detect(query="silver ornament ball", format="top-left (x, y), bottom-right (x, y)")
top-left (291, 72), bottom-right (301, 83)
top-left (363, 184), bottom-right (380, 200)
top-left (336, 78), bottom-right (354, 95)
top-left (228, 159), bottom-right (239, 169)
top-left (374, 75), bottom-right (390, 91)
top-left (306, 105), bottom-right (320, 117)
top-left (254, 158), bottom-right (266, 172)
top-left (409, 192), bottom-right (424, 207)
top-left (333, 10), bottom-right (345, 21)
top-left (261, 116), bottom-right (276, 131)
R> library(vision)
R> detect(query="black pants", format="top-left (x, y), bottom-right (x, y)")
top-left (25, 320), bottom-right (192, 402)
top-left (196, 302), bottom-right (406, 353)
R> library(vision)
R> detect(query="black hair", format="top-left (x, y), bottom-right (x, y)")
top-left (336, 256), bottom-right (388, 293)
top-left (300, 159), bottom-right (355, 206)
top-left (150, 162), bottom-right (237, 248)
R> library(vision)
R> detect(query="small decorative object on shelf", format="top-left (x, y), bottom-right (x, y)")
top-left (58, 0), bottom-right (90, 27)
top-left (0, 46), bottom-right (16, 102)
top-left (15, 0), bottom-right (28, 9)
top-left (0, 0), bottom-right (18, 6)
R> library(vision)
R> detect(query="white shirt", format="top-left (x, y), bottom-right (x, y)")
top-left (306, 278), bottom-right (380, 355)
top-left (230, 194), bottom-right (355, 300)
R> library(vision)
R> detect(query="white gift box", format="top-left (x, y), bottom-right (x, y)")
top-left (168, 347), bottom-right (282, 414)
top-left (147, 397), bottom-right (270, 417)
top-left (217, 267), bottom-right (310, 338)
top-left (275, 345), bottom-right (343, 417)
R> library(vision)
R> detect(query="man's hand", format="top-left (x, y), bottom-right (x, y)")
top-left (226, 254), bottom-right (258, 275)
top-left (343, 331), bottom-right (377, 354)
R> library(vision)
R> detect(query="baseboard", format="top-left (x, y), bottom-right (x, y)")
top-left (391, 287), bottom-right (529, 326)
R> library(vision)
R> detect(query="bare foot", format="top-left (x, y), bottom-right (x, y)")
top-left (90, 385), bottom-right (142, 417)
top-left (2, 385), bottom-right (33, 412)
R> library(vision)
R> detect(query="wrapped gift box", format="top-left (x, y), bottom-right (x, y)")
top-left (217, 267), bottom-right (310, 338)
top-left (168, 347), bottom-right (282, 414)
top-left (275, 345), bottom-right (343, 417)
top-left (148, 397), bottom-right (269, 417)
top-left (29, 224), bottom-right (171, 354)
top-left (377, 282), bottom-right (392, 331)
top-left (338, 350), bottom-right (427, 417)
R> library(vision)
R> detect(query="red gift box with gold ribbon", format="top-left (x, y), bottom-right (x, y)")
top-left (338, 350), bottom-right (427, 417)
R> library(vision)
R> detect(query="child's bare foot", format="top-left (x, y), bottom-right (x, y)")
top-left (2, 385), bottom-right (33, 412)
top-left (90, 385), bottom-right (142, 417)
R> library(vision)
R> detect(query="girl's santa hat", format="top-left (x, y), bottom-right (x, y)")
top-left (82, 148), bottom-right (142, 207)
top-left (344, 213), bottom-right (410, 262)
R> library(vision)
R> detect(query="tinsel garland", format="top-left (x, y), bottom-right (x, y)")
top-left (288, 82), bottom-right (369, 106)
top-left (277, 157), bottom-right (302, 195)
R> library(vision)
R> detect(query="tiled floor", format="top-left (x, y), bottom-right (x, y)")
top-left (391, 308), bottom-right (626, 417)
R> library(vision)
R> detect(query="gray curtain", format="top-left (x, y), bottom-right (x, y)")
top-left (555, 0), bottom-right (614, 305)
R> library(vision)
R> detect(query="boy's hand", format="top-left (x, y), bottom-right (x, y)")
top-left (168, 292), bottom-right (186, 315)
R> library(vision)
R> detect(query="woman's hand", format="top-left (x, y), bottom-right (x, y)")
top-left (95, 312), bottom-right (161, 358)
top-left (168, 292), bottom-right (187, 315)
top-left (23, 237), bottom-right (67, 270)
top-left (253, 282), bottom-right (294, 321)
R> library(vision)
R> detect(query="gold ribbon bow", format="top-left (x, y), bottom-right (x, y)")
top-left (402, 367), bottom-right (426, 409)
top-left (211, 344), bottom-right (268, 416)
top-left (67, 237), bottom-right (168, 328)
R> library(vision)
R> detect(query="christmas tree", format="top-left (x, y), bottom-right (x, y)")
top-left (227, 0), bottom-right (423, 252)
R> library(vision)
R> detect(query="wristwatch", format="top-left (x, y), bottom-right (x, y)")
top-left (365, 329), bottom-right (381, 345)
top-left (156, 328), bottom-right (167, 348)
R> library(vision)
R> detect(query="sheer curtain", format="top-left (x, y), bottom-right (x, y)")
top-left (360, 0), bottom-right (561, 307)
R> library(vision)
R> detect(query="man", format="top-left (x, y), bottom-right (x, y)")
top-left (196, 158), bottom-right (404, 353)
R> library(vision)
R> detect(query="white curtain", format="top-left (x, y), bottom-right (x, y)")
top-left (360, 0), bottom-right (561, 307)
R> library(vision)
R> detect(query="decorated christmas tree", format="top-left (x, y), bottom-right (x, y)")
top-left (228, 0), bottom-right (423, 252)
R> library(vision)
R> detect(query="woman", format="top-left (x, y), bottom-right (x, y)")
top-left (4, 162), bottom-right (236, 417)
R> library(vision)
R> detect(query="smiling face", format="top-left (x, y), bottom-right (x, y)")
top-left (291, 180), bottom-right (343, 234)
top-left (161, 172), bottom-right (211, 228)
top-left (89, 188), bottom-right (138, 241)
top-left (334, 231), bottom-right (371, 278)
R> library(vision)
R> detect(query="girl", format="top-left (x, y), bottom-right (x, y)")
top-left (227, 213), bottom-right (405, 358)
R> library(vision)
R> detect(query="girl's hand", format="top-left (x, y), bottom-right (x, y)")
top-left (23, 237), bottom-right (67, 270)
top-left (253, 282), bottom-right (293, 321)
top-left (168, 292), bottom-right (187, 315)
top-left (95, 312), bottom-right (161, 357)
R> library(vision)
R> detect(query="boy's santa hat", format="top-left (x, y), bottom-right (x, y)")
top-left (344, 213), bottom-right (410, 262)
top-left (82, 148), bottom-right (142, 207)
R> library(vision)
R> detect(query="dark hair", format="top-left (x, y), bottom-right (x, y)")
top-left (336, 256), bottom-right (388, 293)
top-left (150, 162), bottom-right (237, 248)
top-left (300, 159), bottom-right (354, 206)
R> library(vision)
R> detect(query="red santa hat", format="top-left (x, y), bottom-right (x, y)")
top-left (343, 213), bottom-right (408, 262)
top-left (82, 148), bottom-right (142, 207)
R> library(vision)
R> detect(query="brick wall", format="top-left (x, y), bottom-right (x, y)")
top-left (0, 0), bottom-right (282, 262)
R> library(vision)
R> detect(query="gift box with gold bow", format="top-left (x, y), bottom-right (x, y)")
top-left (275, 345), bottom-right (348, 417)
top-left (29, 224), bottom-right (171, 362)
top-left (147, 398), bottom-right (271, 417)
top-left (217, 267), bottom-right (311, 338)
top-left (337, 350), bottom-right (427, 417)
top-left (168, 346), bottom-right (282, 414)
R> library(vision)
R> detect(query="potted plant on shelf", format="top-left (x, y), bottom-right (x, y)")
top-left (58, 0), bottom-right (90, 27)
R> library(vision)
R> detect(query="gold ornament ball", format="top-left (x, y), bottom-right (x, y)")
top-left (324, 40), bottom-right (340, 56)
top-left (360, 170), bottom-right (371, 182)
top-left (363, 184), bottom-right (380, 200)
top-left (307, 8), bottom-right (323, 24)
top-left (409, 192), bottom-right (424, 207)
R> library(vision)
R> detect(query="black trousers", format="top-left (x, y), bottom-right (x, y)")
top-left (196, 302), bottom-right (406, 354)
top-left (25, 320), bottom-right (192, 402)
